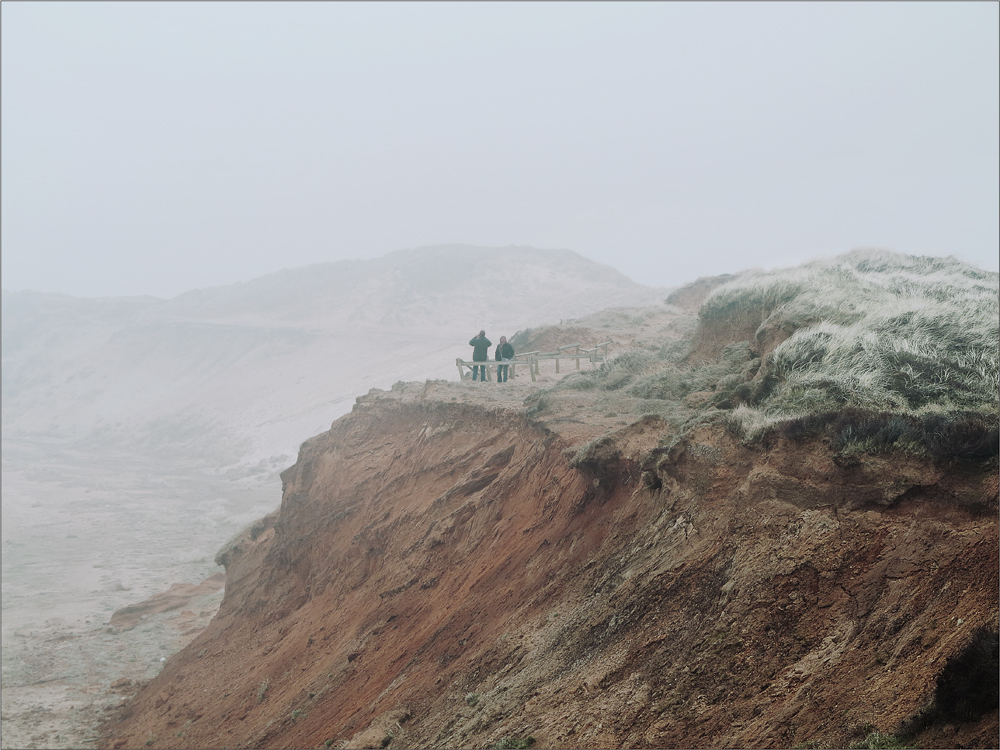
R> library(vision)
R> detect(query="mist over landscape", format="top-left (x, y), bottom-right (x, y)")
top-left (3, 245), bottom-right (997, 749)
top-left (2, 3), bottom-right (998, 749)
top-left (2, 3), bottom-right (997, 300)
top-left (2, 247), bottom-right (667, 470)
top-left (1, 245), bottom-right (672, 747)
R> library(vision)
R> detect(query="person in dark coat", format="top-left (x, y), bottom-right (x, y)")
top-left (494, 336), bottom-right (514, 383)
top-left (469, 330), bottom-right (492, 381)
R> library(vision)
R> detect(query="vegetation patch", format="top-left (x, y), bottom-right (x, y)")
top-left (709, 252), bottom-right (998, 426)
top-left (568, 436), bottom-right (622, 475)
top-left (489, 735), bottom-right (535, 749)
top-left (848, 730), bottom-right (910, 749)
top-left (737, 407), bottom-right (999, 464)
top-left (550, 251), bottom-right (998, 463)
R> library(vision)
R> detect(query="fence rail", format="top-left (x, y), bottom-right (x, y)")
top-left (456, 342), bottom-right (610, 382)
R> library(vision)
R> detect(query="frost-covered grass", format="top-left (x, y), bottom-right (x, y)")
top-left (700, 249), bottom-right (998, 330)
top-left (562, 341), bottom-right (756, 401)
top-left (765, 300), bottom-right (997, 411)
top-left (558, 250), bottom-right (999, 460)
top-left (713, 250), bottom-right (998, 446)
top-left (561, 350), bottom-right (661, 392)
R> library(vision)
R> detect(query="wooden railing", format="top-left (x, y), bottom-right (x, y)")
top-left (455, 359), bottom-right (522, 382)
top-left (456, 342), bottom-right (610, 383)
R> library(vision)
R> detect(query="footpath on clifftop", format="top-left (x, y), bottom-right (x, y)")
top-left (101, 251), bottom-right (998, 750)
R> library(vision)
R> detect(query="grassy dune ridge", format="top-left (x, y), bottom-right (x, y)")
top-left (559, 249), bottom-right (999, 461)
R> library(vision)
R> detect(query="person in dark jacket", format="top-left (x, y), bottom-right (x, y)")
top-left (494, 336), bottom-right (514, 383)
top-left (469, 330), bottom-right (492, 381)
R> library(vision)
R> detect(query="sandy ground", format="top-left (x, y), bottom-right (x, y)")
top-left (1, 443), bottom-right (278, 749)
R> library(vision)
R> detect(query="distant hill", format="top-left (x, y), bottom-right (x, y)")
top-left (159, 245), bottom-right (660, 330)
top-left (1, 245), bottom-right (668, 468)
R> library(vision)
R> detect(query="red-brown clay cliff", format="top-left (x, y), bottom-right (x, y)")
top-left (100, 376), bottom-right (998, 750)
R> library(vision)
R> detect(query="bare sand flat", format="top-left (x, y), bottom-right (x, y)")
top-left (1, 447), bottom-right (276, 749)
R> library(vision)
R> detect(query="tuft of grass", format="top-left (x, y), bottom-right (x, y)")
top-left (524, 392), bottom-right (550, 415)
top-left (559, 341), bottom-right (756, 405)
top-left (919, 410), bottom-right (999, 461)
top-left (701, 250), bottom-right (997, 329)
top-left (698, 252), bottom-right (999, 459)
top-left (215, 519), bottom-right (258, 567)
top-left (705, 252), bottom-right (998, 446)
top-left (489, 735), bottom-right (535, 749)
top-left (592, 350), bottom-right (660, 391)
top-left (730, 407), bottom-right (999, 465)
top-left (848, 730), bottom-right (909, 749)
top-left (256, 677), bottom-right (270, 703)
top-left (724, 405), bottom-right (792, 443)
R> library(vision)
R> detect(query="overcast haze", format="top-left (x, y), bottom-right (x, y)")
top-left (2, 2), bottom-right (997, 299)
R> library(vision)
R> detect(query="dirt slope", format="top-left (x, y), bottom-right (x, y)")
top-left (100, 376), bottom-right (998, 749)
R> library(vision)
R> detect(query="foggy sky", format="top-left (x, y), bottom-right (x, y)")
top-left (2, 2), bottom-right (997, 299)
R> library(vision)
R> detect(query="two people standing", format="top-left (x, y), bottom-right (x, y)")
top-left (468, 331), bottom-right (515, 383)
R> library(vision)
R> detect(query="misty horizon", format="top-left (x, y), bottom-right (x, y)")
top-left (2, 241), bottom-right (996, 303)
top-left (2, 3), bottom-right (997, 299)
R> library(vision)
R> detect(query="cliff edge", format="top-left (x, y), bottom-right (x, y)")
top-left (102, 379), bottom-right (996, 749)
top-left (101, 251), bottom-right (999, 749)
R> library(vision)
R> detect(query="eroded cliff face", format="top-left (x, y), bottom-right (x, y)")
top-left (102, 381), bottom-right (998, 750)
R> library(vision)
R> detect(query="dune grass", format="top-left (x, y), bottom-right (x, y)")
top-left (556, 250), bottom-right (998, 461)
